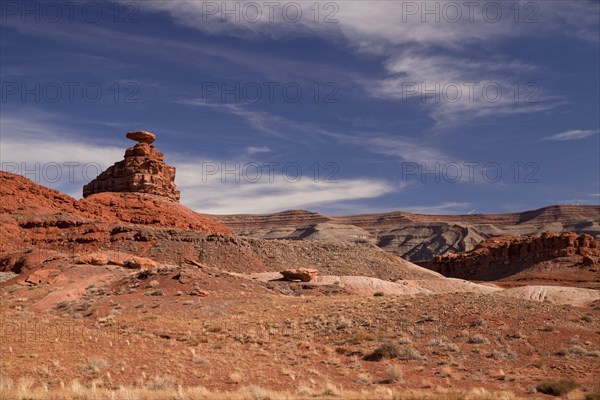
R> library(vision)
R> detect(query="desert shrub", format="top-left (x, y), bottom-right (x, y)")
top-left (55, 301), bottom-right (70, 310)
top-left (363, 343), bottom-right (400, 361)
top-left (581, 314), bottom-right (593, 322)
top-left (587, 350), bottom-right (600, 357)
top-left (555, 348), bottom-right (568, 356)
top-left (542, 325), bottom-right (554, 332)
top-left (428, 337), bottom-right (459, 352)
top-left (0, 374), bottom-right (13, 390)
top-left (80, 357), bottom-right (109, 372)
top-left (373, 291), bottom-right (385, 297)
top-left (398, 336), bottom-right (413, 344)
top-left (238, 385), bottom-right (270, 399)
top-left (536, 378), bottom-right (578, 396)
top-left (147, 375), bottom-right (176, 391)
top-left (385, 364), bottom-right (403, 383)
top-left (345, 330), bottom-right (375, 345)
top-left (569, 345), bottom-right (586, 355)
top-left (397, 346), bottom-right (423, 360)
top-left (417, 314), bottom-right (435, 323)
top-left (468, 335), bottom-right (489, 344)
top-left (228, 372), bottom-right (243, 384)
top-left (17, 377), bottom-right (34, 392)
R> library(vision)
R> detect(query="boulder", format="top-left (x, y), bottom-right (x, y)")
top-left (123, 256), bottom-right (158, 269)
top-left (126, 130), bottom-right (156, 144)
top-left (582, 255), bottom-right (597, 266)
top-left (75, 252), bottom-right (109, 266)
top-left (281, 268), bottom-right (319, 282)
top-left (24, 269), bottom-right (68, 285)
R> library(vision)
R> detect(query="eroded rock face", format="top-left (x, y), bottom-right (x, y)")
top-left (420, 232), bottom-right (600, 280)
top-left (212, 205), bottom-right (600, 262)
top-left (83, 131), bottom-right (180, 201)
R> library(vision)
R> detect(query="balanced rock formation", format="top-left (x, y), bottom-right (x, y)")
top-left (126, 130), bottom-right (156, 144)
top-left (420, 232), bottom-right (600, 281)
top-left (83, 131), bottom-right (180, 201)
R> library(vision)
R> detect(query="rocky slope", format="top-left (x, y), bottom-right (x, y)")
top-left (0, 171), bottom-right (233, 254)
top-left (0, 174), bottom-right (432, 280)
top-left (212, 205), bottom-right (600, 261)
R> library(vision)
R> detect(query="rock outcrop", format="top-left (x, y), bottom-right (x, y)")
top-left (281, 268), bottom-right (319, 282)
top-left (83, 131), bottom-right (180, 201)
top-left (419, 232), bottom-right (600, 281)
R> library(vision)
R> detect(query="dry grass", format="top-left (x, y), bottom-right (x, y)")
top-left (0, 384), bottom-right (524, 399)
top-left (80, 357), bottom-right (109, 372)
top-left (385, 364), bottom-right (404, 383)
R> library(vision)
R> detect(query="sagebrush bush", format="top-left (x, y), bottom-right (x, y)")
top-left (535, 378), bottom-right (578, 396)
top-left (363, 343), bottom-right (400, 361)
top-left (468, 335), bottom-right (489, 344)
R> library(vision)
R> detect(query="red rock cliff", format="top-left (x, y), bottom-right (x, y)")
top-left (419, 232), bottom-right (599, 280)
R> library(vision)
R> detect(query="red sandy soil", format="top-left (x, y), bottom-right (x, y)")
top-left (1, 171), bottom-right (599, 398)
top-left (1, 261), bottom-right (599, 397)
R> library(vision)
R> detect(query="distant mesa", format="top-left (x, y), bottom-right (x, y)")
top-left (82, 131), bottom-right (180, 201)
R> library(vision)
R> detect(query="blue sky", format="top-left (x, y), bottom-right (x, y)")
top-left (1, 0), bottom-right (599, 214)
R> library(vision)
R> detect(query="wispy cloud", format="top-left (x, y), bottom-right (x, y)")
top-left (541, 129), bottom-right (599, 141)
top-left (8, 1), bottom-right (597, 126)
top-left (244, 146), bottom-right (271, 155)
top-left (137, 0), bottom-right (599, 124)
top-left (183, 100), bottom-right (457, 166)
top-left (321, 130), bottom-right (454, 165)
top-left (180, 101), bottom-right (322, 144)
top-left (365, 50), bottom-right (559, 126)
top-left (401, 202), bottom-right (473, 215)
top-left (0, 111), bottom-right (125, 197)
top-left (176, 162), bottom-right (396, 214)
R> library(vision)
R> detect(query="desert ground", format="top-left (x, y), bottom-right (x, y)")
top-left (1, 134), bottom-right (599, 399)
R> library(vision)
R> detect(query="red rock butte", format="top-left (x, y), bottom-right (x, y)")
top-left (82, 131), bottom-right (180, 201)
